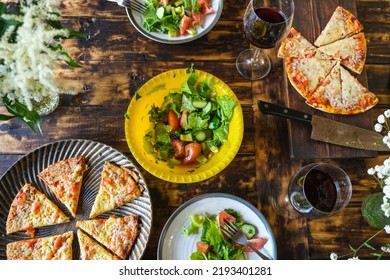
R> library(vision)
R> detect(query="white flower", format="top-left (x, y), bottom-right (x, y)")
top-left (385, 109), bottom-right (390, 118)
top-left (367, 167), bottom-right (376, 175)
top-left (375, 123), bottom-right (383, 132)
top-left (330, 253), bottom-right (338, 260)
top-left (381, 245), bottom-right (390, 253)
top-left (348, 256), bottom-right (360, 260)
top-left (378, 114), bottom-right (386, 124)
top-left (381, 203), bottom-right (390, 218)
top-left (384, 185), bottom-right (390, 198)
top-left (385, 225), bottom-right (390, 234)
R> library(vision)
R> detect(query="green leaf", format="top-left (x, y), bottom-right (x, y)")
top-left (363, 242), bottom-right (376, 251)
top-left (0, 114), bottom-right (15, 121)
top-left (51, 45), bottom-right (82, 67)
top-left (348, 244), bottom-right (357, 253)
top-left (2, 97), bottom-right (42, 134)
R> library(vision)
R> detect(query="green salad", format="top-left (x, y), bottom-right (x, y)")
top-left (182, 209), bottom-right (267, 260)
top-left (142, 0), bottom-right (215, 37)
top-left (144, 69), bottom-right (236, 167)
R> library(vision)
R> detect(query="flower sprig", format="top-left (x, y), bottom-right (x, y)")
top-left (330, 110), bottom-right (390, 260)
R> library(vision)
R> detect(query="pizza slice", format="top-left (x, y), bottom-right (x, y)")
top-left (6, 183), bottom-right (70, 235)
top-left (76, 215), bottom-right (141, 259)
top-left (6, 231), bottom-right (73, 260)
top-left (318, 33), bottom-right (367, 74)
top-left (38, 156), bottom-right (87, 217)
top-left (285, 55), bottom-right (337, 99)
top-left (306, 62), bottom-right (343, 114)
top-left (278, 27), bottom-right (329, 59)
top-left (89, 161), bottom-right (144, 218)
top-left (77, 230), bottom-right (120, 260)
top-left (339, 66), bottom-right (379, 114)
top-left (314, 6), bottom-right (363, 47)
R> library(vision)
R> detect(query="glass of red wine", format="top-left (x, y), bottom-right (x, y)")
top-left (285, 163), bottom-right (352, 219)
top-left (236, 0), bottom-right (294, 80)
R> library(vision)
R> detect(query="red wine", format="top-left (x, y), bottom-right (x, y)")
top-left (244, 7), bottom-right (287, 49)
top-left (303, 169), bottom-right (337, 212)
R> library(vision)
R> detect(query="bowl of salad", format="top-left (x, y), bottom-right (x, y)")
top-left (124, 67), bottom-right (243, 183)
top-left (126, 0), bottom-right (223, 44)
top-left (157, 193), bottom-right (277, 260)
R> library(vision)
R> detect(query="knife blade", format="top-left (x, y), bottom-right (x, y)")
top-left (257, 100), bottom-right (390, 151)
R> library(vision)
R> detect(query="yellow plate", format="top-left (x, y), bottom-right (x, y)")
top-left (125, 69), bottom-right (244, 183)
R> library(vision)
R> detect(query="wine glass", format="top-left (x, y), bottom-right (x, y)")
top-left (236, 0), bottom-right (294, 80)
top-left (273, 163), bottom-right (352, 220)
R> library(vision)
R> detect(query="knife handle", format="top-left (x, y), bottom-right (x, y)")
top-left (257, 100), bottom-right (312, 124)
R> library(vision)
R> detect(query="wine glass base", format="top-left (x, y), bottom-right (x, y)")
top-left (236, 48), bottom-right (271, 80)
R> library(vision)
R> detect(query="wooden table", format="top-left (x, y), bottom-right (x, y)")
top-left (0, 0), bottom-right (389, 259)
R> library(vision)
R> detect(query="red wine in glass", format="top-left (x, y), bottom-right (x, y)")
top-left (244, 7), bottom-right (288, 49)
top-left (303, 168), bottom-right (337, 212)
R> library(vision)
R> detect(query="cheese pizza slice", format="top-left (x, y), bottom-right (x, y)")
top-left (38, 156), bottom-right (87, 217)
top-left (278, 27), bottom-right (329, 59)
top-left (77, 230), bottom-right (120, 260)
top-left (76, 215), bottom-right (141, 259)
top-left (89, 161), bottom-right (144, 218)
top-left (6, 183), bottom-right (70, 235)
top-left (7, 231), bottom-right (73, 260)
top-left (285, 56), bottom-right (337, 99)
top-left (314, 6), bottom-right (363, 47)
top-left (318, 33), bottom-right (366, 74)
top-left (339, 66), bottom-right (378, 114)
top-left (306, 62), bottom-right (343, 114)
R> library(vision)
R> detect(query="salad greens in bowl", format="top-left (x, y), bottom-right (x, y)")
top-left (126, 0), bottom-right (223, 44)
top-left (124, 68), bottom-right (243, 183)
top-left (157, 193), bottom-right (277, 260)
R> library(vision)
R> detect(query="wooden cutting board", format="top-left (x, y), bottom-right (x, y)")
top-left (284, 0), bottom-right (377, 159)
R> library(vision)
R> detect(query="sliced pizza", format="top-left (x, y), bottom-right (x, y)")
top-left (6, 183), bottom-right (70, 235)
top-left (306, 62), bottom-right (343, 113)
top-left (318, 32), bottom-right (366, 74)
top-left (6, 231), bottom-right (73, 260)
top-left (285, 55), bottom-right (337, 99)
top-left (89, 161), bottom-right (144, 218)
top-left (38, 156), bottom-right (87, 217)
top-left (314, 6), bottom-right (363, 47)
top-left (278, 27), bottom-right (329, 59)
top-left (339, 66), bottom-right (379, 114)
top-left (77, 229), bottom-right (120, 260)
top-left (76, 215), bottom-right (141, 259)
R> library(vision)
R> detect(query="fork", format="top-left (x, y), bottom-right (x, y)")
top-left (107, 0), bottom-right (147, 14)
top-left (221, 219), bottom-right (272, 260)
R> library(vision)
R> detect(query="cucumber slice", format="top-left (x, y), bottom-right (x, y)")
top-left (156, 6), bottom-right (165, 19)
top-left (180, 133), bottom-right (193, 142)
top-left (192, 99), bottom-right (208, 108)
top-left (194, 130), bottom-right (206, 142)
top-left (241, 223), bottom-right (256, 239)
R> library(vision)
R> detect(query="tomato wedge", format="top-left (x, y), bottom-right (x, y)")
top-left (218, 210), bottom-right (236, 227)
top-left (182, 142), bottom-right (202, 164)
top-left (196, 242), bottom-right (211, 253)
top-left (179, 15), bottom-right (192, 36)
top-left (168, 109), bottom-right (180, 134)
top-left (160, 0), bottom-right (169, 6)
top-left (171, 139), bottom-right (185, 159)
top-left (242, 237), bottom-right (268, 252)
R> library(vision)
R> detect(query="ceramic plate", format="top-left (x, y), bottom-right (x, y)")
top-left (0, 139), bottom-right (152, 260)
top-left (157, 193), bottom-right (277, 260)
top-left (124, 68), bottom-right (244, 183)
top-left (126, 0), bottom-right (223, 44)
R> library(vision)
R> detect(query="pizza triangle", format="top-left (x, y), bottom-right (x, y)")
top-left (89, 161), bottom-right (144, 218)
top-left (77, 229), bottom-right (120, 260)
top-left (339, 66), bottom-right (379, 114)
top-left (278, 27), bottom-right (330, 59)
top-left (306, 62), bottom-right (343, 113)
top-left (314, 6), bottom-right (363, 47)
top-left (6, 231), bottom-right (73, 260)
top-left (6, 183), bottom-right (70, 235)
top-left (319, 33), bottom-right (367, 74)
top-left (76, 215), bottom-right (141, 259)
top-left (284, 56), bottom-right (337, 99)
top-left (38, 156), bottom-right (87, 217)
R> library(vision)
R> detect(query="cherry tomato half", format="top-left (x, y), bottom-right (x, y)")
top-left (168, 110), bottom-right (180, 134)
top-left (182, 142), bottom-right (202, 164)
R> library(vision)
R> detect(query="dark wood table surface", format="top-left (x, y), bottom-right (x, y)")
top-left (0, 0), bottom-right (389, 260)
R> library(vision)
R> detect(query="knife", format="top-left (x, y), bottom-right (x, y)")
top-left (257, 100), bottom-right (390, 151)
